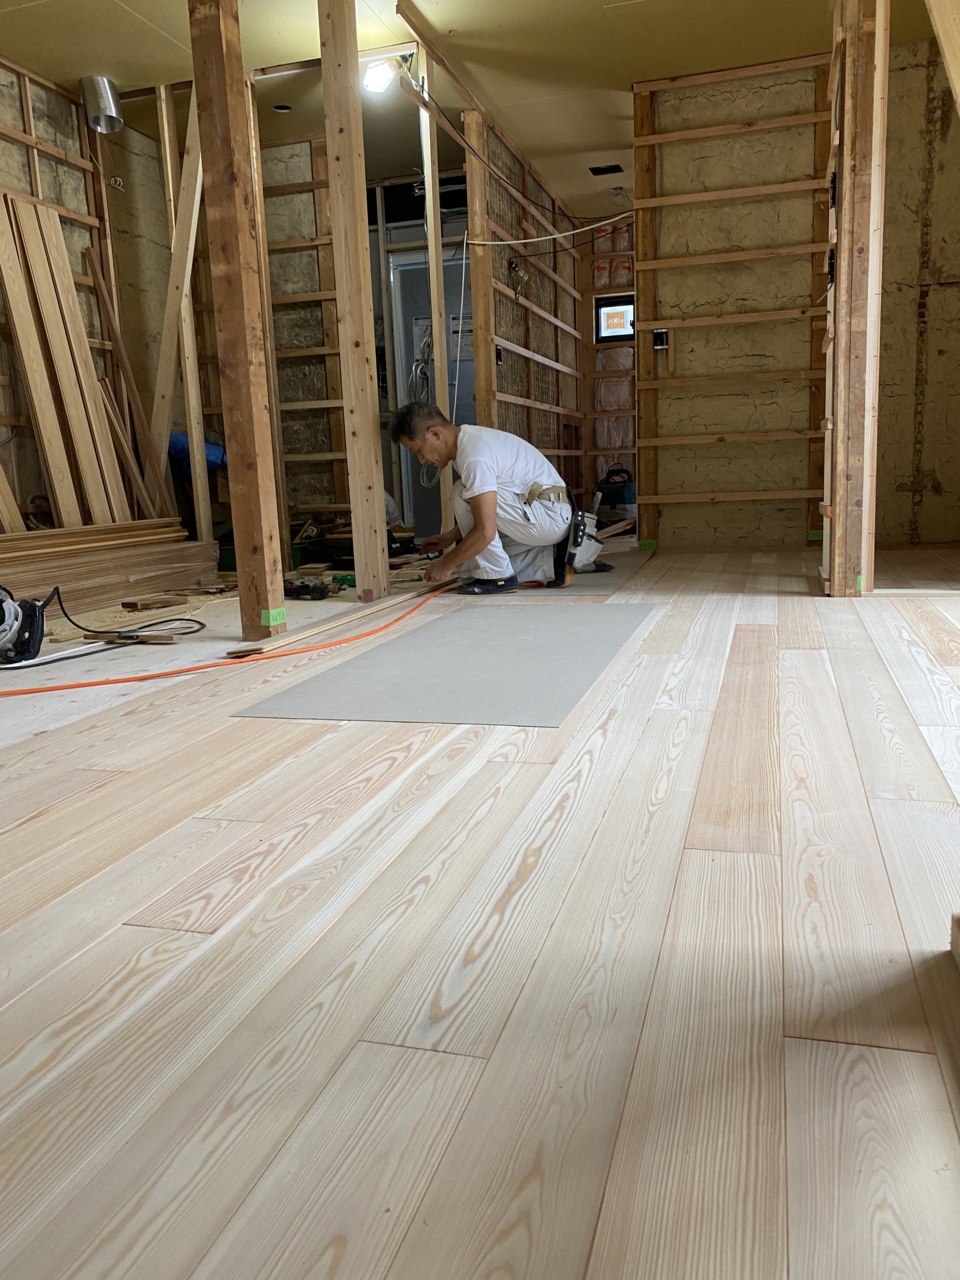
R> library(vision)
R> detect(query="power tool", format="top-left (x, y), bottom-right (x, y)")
top-left (1, 585), bottom-right (48, 664)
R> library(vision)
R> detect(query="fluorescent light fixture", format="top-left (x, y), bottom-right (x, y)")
top-left (363, 60), bottom-right (396, 93)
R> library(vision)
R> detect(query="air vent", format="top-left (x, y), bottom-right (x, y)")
top-left (588, 163), bottom-right (624, 176)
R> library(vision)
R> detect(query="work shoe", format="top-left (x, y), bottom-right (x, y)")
top-left (457, 574), bottom-right (519, 595)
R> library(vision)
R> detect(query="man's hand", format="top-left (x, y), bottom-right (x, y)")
top-left (424, 557), bottom-right (456, 584)
top-left (420, 529), bottom-right (458, 555)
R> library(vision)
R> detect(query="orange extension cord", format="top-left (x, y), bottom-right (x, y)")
top-left (0, 586), bottom-right (451, 700)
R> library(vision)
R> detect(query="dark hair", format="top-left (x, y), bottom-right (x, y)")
top-left (388, 402), bottom-right (450, 444)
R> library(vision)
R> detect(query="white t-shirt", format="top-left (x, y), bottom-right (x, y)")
top-left (455, 424), bottom-right (566, 501)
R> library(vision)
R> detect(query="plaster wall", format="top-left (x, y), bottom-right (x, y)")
top-left (876, 39), bottom-right (960, 546)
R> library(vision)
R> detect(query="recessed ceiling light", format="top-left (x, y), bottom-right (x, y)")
top-left (273, 103), bottom-right (292, 113)
top-left (589, 163), bottom-right (624, 177)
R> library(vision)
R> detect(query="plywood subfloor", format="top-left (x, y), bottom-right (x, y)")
top-left (2, 549), bottom-right (960, 1279)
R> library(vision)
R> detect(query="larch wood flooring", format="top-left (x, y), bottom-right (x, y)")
top-left (2, 547), bottom-right (960, 1278)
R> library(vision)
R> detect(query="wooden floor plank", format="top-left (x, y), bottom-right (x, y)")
top-left (0, 767), bottom-right (118, 837)
top-left (0, 762), bottom-right (546, 1276)
top-left (918, 726), bottom-right (960, 802)
top-left (894, 596), bottom-right (960, 668)
top-left (584, 849), bottom-right (786, 1280)
top-left (778, 593), bottom-right (824, 647)
top-left (0, 721), bottom-right (327, 932)
top-left (686, 624), bottom-right (780, 855)
top-left (818, 601), bottom-right (954, 802)
top-left (785, 1037), bottom-right (960, 1280)
top-left (364, 658), bottom-right (675, 1058)
top-left (779, 650), bottom-right (933, 1053)
top-left (381, 708), bottom-right (712, 1280)
top-left (739, 554), bottom-right (778, 624)
top-left (655, 590), bottom-right (740, 710)
top-left (127, 724), bottom-right (486, 934)
top-left (0, 819), bottom-right (262, 1011)
top-left (856, 598), bottom-right (960, 727)
top-left (191, 1042), bottom-right (483, 1279)
top-left (869, 798), bottom-right (960, 1131)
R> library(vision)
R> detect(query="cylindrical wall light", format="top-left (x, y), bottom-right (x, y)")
top-left (79, 76), bottom-right (124, 134)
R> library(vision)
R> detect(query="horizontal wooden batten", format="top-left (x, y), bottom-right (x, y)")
top-left (634, 110), bottom-right (831, 147)
top-left (491, 280), bottom-right (581, 340)
top-left (635, 177), bottom-right (829, 210)
top-left (494, 391), bottom-right (583, 418)
top-left (385, 235), bottom-right (464, 253)
top-left (634, 305), bottom-right (828, 332)
top-left (633, 52), bottom-right (832, 93)
top-left (0, 120), bottom-right (93, 172)
top-left (0, 186), bottom-right (98, 227)
top-left (494, 335), bottom-right (581, 378)
top-left (290, 502), bottom-right (352, 513)
top-left (262, 179), bottom-right (329, 198)
top-left (279, 399), bottom-right (345, 412)
top-left (486, 219), bottom-right (582, 300)
top-left (636, 429), bottom-right (827, 447)
top-left (267, 234), bottom-right (334, 253)
top-left (635, 241), bottom-right (830, 272)
top-left (637, 488), bottom-right (822, 504)
top-left (636, 368), bottom-right (828, 390)
top-left (275, 345), bottom-right (340, 360)
top-left (283, 451), bottom-right (348, 462)
top-left (271, 290), bottom-right (337, 307)
top-left (539, 448), bottom-right (585, 456)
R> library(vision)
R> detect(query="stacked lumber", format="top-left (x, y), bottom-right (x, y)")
top-left (0, 194), bottom-right (172, 534)
top-left (0, 519), bottom-right (218, 616)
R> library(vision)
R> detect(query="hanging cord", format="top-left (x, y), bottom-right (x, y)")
top-left (407, 325), bottom-right (442, 489)
top-left (452, 228), bottom-right (469, 423)
top-left (467, 208), bottom-right (635, 247)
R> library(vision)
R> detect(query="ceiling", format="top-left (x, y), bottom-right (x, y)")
top-left (0, 0), bottom-right (936, 212)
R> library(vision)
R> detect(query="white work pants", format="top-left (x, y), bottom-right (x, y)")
top-left (454, 480), bottom-right (572, 582)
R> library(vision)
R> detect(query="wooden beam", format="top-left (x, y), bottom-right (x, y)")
top-left (493, 335), bottom-right (582, 378)
top-left (246, 75), bottom-right (291, 570)
top-left (636, 429), bottom-right (827, 447)
top-left (635, 177), bottom-right (830, 209)
top-left (637, 488), bottom-right (822, 504)
top-left (634, 306), bottom-right (828, 331)
top-left (318, 0), bottom-right (390, 601)
top-left (492, 280), bottom-right (581, 340)
top-left (633, 52), bottom-right (832, 93)
top-left (635, 242), bottom-right (829, 271)
top-left (417, 49), bottom-right (454, 526)
top-left (634, 110), bottom-right (832, 147)
top-left (924, 0), bottom-right (960, 110)
top-left (374, 184), bottom-right (402, 512)
top-left (464, 110), bottom-right (497, 428)
top-left (636, 368), bottom-right (827, 390)
top-left (485, 219), bottom-right (582, 300)
top-left (494, 391), bottom-right (583, 417)
top-left (156, 84), bottom-right (214, 544)
top-left (0, 201), bottom-right (82, 526)
top-left (187, 0), bottom-right (286, 639)
top-left (635, 90), bottom-right (658, 546)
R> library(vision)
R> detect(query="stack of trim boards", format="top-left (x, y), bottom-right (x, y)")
top-left (0, 196), bottom-right (217, 611)
top-left (0, 519), bottom-right (218, 615)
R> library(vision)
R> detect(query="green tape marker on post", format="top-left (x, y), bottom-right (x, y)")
top-left (637, 539), bottom-right (658, 550)
top-left (856, 573), bottom-right (863, 593)
top-left (807, 530), bottom-right (824, 542)
top-left (261, 606), bottom-right (287, 627)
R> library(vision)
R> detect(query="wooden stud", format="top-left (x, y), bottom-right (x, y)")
top-left (637, 429), bottom-right (827, 448)
top-left (492, 335), bottom-right (581, 378)
top-left (310, 136), bottom-right (350, 509)
top-left (635, 177), bottom-right (829, 209)
top-left (635, 305), bottom-right (828, 331)
top-left (924, 0), bottom-right (960, 110)
top-left (187, 0), bottom-right (286, 638)
top-left (632, 52), bottom-right (832, 93)
top-left (635, 91), bottom-right (658, 545)
top-left (317, 0), bottom-right (390, 602)
top-left (417, 49), bottom-right (454, 526)
top-left (157, 84), bottom-right (215, 546)
top-left (463, 110), bottom-right (496, 428)
top-left (491, 279), bottom-right (581, 339)
top-left (637, 488), bottom-right (822, 504)
top-left (375, 185), bottom-right (403, 512)
top-left (0, 201), bottom-right (82, 527)
top-left (808, 67), bottom-right (832, 550)
top-left (635, 241), bottom-right (830, 272)
top-left (635, 110), bottom-right (832, 147)
top-left (18, 74), bottom-right (41, 199)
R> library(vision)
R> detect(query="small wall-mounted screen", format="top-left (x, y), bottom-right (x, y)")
top-left (595, 293), bottom-right (635, 343)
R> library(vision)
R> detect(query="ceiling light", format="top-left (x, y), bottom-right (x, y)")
top-left (273, 103), bottom-right (292, 113)
top-left (363, 61), bottom-right (396, 93)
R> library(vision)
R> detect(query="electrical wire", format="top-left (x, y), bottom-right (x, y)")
top-left (469, 209), bottom-right (635, 247)
top-left (0, 585), bottom-right (452, 699)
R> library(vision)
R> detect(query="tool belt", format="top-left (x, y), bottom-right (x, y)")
top-left (525, 483), bottom-right (569, 505)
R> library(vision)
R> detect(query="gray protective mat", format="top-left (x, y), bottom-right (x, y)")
top-left (238, 600), bottom-right (654, 727)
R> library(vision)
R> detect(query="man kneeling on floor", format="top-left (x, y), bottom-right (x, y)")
top-left (389, 403), bottom-right (574, 595)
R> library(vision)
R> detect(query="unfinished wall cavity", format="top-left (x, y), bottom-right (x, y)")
top-left (639, 65), bottom-right (823, 550)
top-left (876, 39), bottom-right (960, 546)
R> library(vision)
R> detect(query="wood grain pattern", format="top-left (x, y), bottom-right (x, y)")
top-left (382, 709), bottom-right (711, 1280)
top-left (778, 593), bottom-right (824, 647)
top-left (585, 849), bottom-right (786, 1280)
top-left (856, 598), bottom-right (960, 727)
top-left (894, 596), bottom-right (960, 668)
top-left (918, 726), bottom-right (960, 803)
top-left (779, 650), bottom-right (932, 1051)
top-left (0, 763), bottom-right (544, 1275)
top-left (785, 1037), bottom-right (960, 1280)
top-left (192, 1042), bottom-right (482, 1279)
top-left (366, 662), bottom-right (676, 1057)
top-left (687, 625), bottom-right (780, 855)
top-left (655, 589), bottom-right (740, 710)
top-left (819, 601), bottom-right (954, 801)
top-left (0, 455), bottom-right (25, 533)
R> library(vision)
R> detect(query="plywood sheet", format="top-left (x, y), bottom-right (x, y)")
top-left (585, 849), bottom-right (785, 1280)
